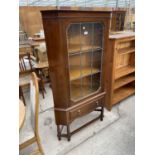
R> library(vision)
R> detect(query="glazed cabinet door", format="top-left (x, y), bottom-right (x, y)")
top-left (67, 22), bottom-right (104, 103)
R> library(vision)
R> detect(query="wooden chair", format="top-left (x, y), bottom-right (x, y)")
top-left (19, 52), bottom-right (46, 103)
top-left (19, 72), bottom-right (44, 155)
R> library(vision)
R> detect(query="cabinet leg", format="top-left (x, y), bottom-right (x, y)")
top-left (67, 124), bottom-right (71, 141)
top-left (100, 106), bottom-right (104, 121)
top-left (57, 125), bottom-right (61, 141)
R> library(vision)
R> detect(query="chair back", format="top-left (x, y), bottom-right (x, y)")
top-left (19, 53), bottom-right (33, 74)
top-left (30, 72), bottom-right (39, 133)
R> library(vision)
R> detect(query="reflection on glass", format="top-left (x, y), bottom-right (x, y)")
top-left (67, 22), bottom-right (104, 102)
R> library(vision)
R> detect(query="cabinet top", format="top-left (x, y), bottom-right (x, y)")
top-left (41, 6), bottom-right (114, 13)
top-left (109, 31), bottom-right (135, 40)
top-left (41, 7), bottom-right (114, 19)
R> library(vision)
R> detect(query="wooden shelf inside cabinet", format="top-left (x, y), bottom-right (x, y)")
top-left (118, 47), bottom-right (135, 55)
top-left (114, 74), bottom-right (135, 90)
top-left (68, 45), bottom-right (101, 55)
top-left (115, 66), bottom-right (135, 79)
top-left (112, 85), bottom-right (135, 105)
top-left (70, 67), bottom-right (100, 81)
top-left (71, 85), bottom-right (98, 101)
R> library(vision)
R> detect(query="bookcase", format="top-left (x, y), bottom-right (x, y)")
top-left (105, 32), bottom-right (135, 110)
top-left (41, 7), bottom-right (111, 141)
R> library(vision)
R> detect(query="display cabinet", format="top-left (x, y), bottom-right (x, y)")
top-left (105, 32), bottom-right (135, 110)
top-left (41, 7), bottom-right (111, 141)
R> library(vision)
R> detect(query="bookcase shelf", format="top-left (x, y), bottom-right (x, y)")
top-left (114, 74), bottom-right (135, 90)
top-left (112, 85), bottom-right (135, 105)
top-left (105, 32), bottom-right (135, 111)
top-left (115, 65), bottom-right (135, 79)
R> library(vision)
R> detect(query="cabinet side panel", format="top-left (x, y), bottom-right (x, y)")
top-left (42, 16), bottom-right (69, 108)
top-left (105, 39), bottom-right (116, 110)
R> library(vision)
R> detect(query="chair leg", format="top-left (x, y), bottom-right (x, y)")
top-left (19, 86), bottom-right (26, 106)
top-left (36, 136), bottom-right (45, 155)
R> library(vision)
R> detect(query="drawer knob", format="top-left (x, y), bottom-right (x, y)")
top-left (96, 102), bottom-right (99, 106)
top-left (77, 110), bottom-right (81, 114)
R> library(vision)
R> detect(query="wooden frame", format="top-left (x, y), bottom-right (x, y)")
top-left (19, 72), bottom-right (44, 155)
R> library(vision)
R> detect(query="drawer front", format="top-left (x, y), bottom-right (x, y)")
top-left (69, 99), bottom-right (102, 122)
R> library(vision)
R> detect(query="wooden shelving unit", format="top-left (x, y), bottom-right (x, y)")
top-left (105, 32), bottom-right (135, 110)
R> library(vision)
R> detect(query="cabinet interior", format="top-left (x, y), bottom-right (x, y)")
top-left (67, 22), bottom-right (104, 102)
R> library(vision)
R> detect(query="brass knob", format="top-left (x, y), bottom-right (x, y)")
top-left (77, 110), bottom-right (81, 115)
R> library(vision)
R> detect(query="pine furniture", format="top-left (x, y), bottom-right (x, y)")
top-left (105, 32), bottom-right (135, 111)
top-left (41, 7), bottom-right (111, 141)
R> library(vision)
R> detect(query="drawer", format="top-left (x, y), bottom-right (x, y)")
top-left (69, 99), bottom-right (102, 122)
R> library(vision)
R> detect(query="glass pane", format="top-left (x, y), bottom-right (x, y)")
top-left (68, 24), bottom-right (80, 54)
top-left (92, 73), bottom-right (101, 92)
top-left (70, 79), bottom-right (82, 101)
top-left (94, 23), bottom-right (103, 48)
top-left (81, 23), bottom-right (93, 52)
top-left (93, 50), bottom-right (102, 71)
top-left (81, 52), bottom-right (92, 77)
top-left (82, 76), bottom-right (92, 97)
top-left (69, 54), bottom-right (81, 81)
top-left (67, 22), bottom-right (104, 102)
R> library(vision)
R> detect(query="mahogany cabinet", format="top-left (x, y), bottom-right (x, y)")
top-left (105, 32), bottom-right (135, 111)
top-left (41, 8), bottom-right (111, 141)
